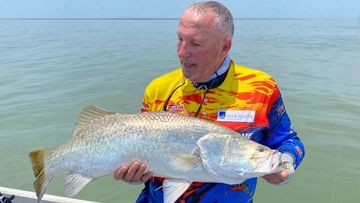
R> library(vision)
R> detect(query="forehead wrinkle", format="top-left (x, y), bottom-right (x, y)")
top-left (180, 10), bottom-right (217, 31)
top-left (178, 24), bottom-right (209, 43)
top-left (178, 15), bottom-right (222, 44)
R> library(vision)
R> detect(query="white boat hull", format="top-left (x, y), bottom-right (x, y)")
top-left (0, 186), bottom-right (99, 203)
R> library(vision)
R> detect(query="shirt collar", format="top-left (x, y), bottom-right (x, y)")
top-left (191, 55), bottom-right (231, 90)
top-left (205, 55), bottom-right (230, 82)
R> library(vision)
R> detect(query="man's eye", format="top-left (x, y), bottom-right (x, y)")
top-left (191, 42), bottom-right (200, 47)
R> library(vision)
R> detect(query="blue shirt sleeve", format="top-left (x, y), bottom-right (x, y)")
top-left (262, 96), bottom-right (305, 169)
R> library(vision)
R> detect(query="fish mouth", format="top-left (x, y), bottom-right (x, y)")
top-left (253, 150), bottom-right (281, 173)
top-left (266, 151), bottom-right (283, 172)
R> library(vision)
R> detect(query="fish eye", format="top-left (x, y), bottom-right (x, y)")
top-left (258, 146), bottom-right (265, 152)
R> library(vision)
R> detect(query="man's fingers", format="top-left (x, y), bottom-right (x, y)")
top-left (113, 161), bottom-right (152, 184)
top-left (113, 165), bottom-right (129, 180)
top-left (132, 163), bottom-right (147, 182)
top-left (123, 161), bottom-right (141, 181)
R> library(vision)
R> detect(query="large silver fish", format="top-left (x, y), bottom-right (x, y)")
top-left (29, 106), bottom-right (284, 203)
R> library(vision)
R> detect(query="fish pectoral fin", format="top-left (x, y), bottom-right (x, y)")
top-left (169, 153), bottom-right (199, 172)
top-left (163, 179), bottom-right (192, 203)
top-left (64, 173), bottom-right (93, 197)
top-left (72, 106), bottom-right (114, 137)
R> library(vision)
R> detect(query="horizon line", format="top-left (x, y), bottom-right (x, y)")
top-left (0, 17), bottom-right (358, 20)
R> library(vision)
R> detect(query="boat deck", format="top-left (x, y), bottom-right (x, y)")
top-left (0, 187), bottom-right (99, 203)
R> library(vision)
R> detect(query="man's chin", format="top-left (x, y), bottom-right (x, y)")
top-left (181, 69), bottom-right (195, 81)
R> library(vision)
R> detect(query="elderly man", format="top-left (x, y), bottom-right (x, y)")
top-left (114, 1), bottom-right (305, 202)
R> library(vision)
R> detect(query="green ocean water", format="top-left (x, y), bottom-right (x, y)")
top-left (0, 19), bottom-right (359, 202)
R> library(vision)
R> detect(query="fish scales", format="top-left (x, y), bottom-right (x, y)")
top-left (44, 112), bottom-right (222, 179)
top-left (29, 106), bottom-right (283, 203)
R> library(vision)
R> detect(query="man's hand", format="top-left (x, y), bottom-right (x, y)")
top-left (263, 153), bottom-right (295, 185)
top-left (263, 168), bottom-right (290, 184)
top-left (113, 161), bottom-right (153, 184)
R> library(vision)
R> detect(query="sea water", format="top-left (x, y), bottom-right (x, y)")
top-left (0, 19), bottom-right (359, 202)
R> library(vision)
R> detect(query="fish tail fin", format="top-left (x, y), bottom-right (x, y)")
top-left (29, 148), bottom-right (52, 201)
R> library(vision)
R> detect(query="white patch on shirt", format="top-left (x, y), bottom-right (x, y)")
top-left (217, 110), bottom-right (255, 122)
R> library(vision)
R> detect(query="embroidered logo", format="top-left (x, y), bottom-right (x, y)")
top-left (168, 104), bottom-right (185, 112)
top-left (217, 110), bottom-right (255, 122)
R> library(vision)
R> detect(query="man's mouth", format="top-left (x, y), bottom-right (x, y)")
top-left (183, 62), bottom-right (196, 68)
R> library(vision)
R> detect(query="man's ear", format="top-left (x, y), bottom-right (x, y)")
top-left (222, 38), bottom-right (232, 54)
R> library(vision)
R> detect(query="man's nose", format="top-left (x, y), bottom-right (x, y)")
top-left (177, 41), bottom-right (190, 58)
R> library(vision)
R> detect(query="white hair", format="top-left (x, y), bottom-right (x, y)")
top-left (186, 1), bottom-right (234, 38)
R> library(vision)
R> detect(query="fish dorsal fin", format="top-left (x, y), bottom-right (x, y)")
top-left (163, 179), bottom-right (192, 203)
top-left (72, 106), bottom-right (114, 137)
top-left (64, 173), bottom-right (93, 197)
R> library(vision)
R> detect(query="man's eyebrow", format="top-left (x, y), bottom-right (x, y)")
top-left (193, 38), bottom-right (208, 43)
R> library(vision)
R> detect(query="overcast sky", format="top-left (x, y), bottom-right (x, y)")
top-left (1, 0), bottom-right (359, 19)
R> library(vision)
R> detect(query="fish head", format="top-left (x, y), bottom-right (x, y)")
top-left (241, 141), bottom-right (282, 174)
top-left (198, 132), bottom-right (282, 183)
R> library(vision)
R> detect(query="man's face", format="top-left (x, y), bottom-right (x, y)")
top-left (177, 10), bottom-right (231, 83)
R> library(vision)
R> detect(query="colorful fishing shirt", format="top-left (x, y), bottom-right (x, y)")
top-left (137, 60), bottom-right (305, 203)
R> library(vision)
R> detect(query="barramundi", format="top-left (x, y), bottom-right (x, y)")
top-left (29, 106), bottom-right (284, 203)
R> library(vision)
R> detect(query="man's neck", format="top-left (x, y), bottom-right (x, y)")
top-left (192, 55), bottom-right (230, 90)
top-left (204, 55), bottom-right (230, 82)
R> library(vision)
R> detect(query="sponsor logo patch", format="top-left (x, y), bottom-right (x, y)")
top-left (217, 110), bottom-right (255, 122)
top-left (276, 103), bottom-right (286, 117)
top-left (296, 146), bottom-right (303, 157)
top-left (168, 104), bottom-right (185, 111)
